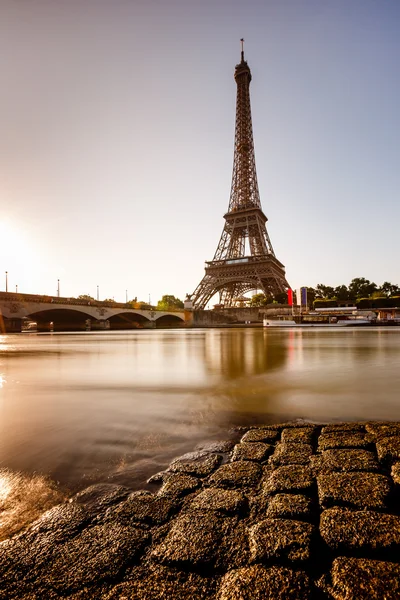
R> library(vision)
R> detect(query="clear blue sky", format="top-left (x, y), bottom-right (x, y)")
top-left (1, 0), bottom-right (399, 303)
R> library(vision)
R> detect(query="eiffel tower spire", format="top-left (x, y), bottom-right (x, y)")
top-left (191, 45), bottom-right (290, 309)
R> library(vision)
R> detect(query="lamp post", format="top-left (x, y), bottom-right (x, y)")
top-left (16, 285), bottom-right (18, 293)
top-left (97, 285), bottom-right (99, 301)
top-left (126, 289), bottom-right (128, 303)
top-left (5, 271), bottom-right (8, 293)
top-left (57, 279), bottom-right (60, 297)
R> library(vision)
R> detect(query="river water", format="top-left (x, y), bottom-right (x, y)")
top-left (1, 327), bottom-right (400, 536)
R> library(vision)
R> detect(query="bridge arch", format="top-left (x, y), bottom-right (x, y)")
top-left (107, 311), bottom-right (151, 329)
top-left (154, 314), bottom-right (185, 327)
top-left (27, 308), bottom-right (94, 332)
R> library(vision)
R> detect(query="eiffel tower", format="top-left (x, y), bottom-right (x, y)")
top-left (191, 41), bottom-right (290, 309)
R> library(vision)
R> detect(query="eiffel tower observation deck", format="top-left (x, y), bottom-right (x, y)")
top-left (191, 41), bottom-right (290, 309)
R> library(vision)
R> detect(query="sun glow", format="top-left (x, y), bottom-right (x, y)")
top-left (0, 220), bottom-right (36, 292)
top-left (0, 221), bottom-right (28, 260)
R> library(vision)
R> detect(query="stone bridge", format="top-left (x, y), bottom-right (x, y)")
top-left (0, 292), bottom-right (188, 333)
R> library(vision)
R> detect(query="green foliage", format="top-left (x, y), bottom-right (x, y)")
top-left (314, 299), bottom-right (338, 309)
top-left (77, 294), bottom-right (94, 301)
top-left (334, 285), bottom-right (351, 301)
top-left (157, 295), bottom-right (184, 310)
top-left (305, 287), bottom-right (316, 307)
top-left (369, 296), bottom-right (400, 308)
top-left (357, 298), bottom-right (373, 309)
top-left (274, 292), bottom-right (288, 304)
top-left (380, 282), bottom-right (400, 296)
top-left (250, 293), bottom-right (269, 307)
top-left (316, 284), bottom-right (335, 299)
top-left (309, 279), bottom-right (399, 308)
top-left (348, 278), bottom-right (377, 301)
top-left (135, 302), bottom-right (152, 310)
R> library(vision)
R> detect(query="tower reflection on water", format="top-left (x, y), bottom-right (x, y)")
top-left (201, 329), bottom-right (291, 427)
top-left (204, 329), bottom-right (288, 379)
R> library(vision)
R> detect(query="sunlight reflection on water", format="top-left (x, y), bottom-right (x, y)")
top-left (0, 468), bottom-right (64, 541)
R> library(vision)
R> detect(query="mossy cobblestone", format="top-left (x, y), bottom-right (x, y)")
top-left (2, 421), bottom-right (400, 598)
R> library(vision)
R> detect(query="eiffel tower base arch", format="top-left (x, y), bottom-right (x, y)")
top-left (192, 256), bottom-right (288, 309)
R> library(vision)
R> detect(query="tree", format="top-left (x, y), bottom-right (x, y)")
top-left (316, 284), bottom-right (335, 299)
top-left (250, 293), bottom-right (269, 307)
top-left (348, 278), bottom-right (377, 302)
top-left (77, 294), bottom-right (94, 301)
top-left (135, 301), bottom-right (152, 310)
top-left (125, 297), bottom-right (138, 308)
top-left (274, 292), bottom-right (288, 304)
top-left (305, 287), bottom-right (316, 308)
top-left (379, 281), bottom-right (400, 297)
top-left (157, 295), bottom-right (184, 310)
top-left (333, 285), bottom-right (350, 302)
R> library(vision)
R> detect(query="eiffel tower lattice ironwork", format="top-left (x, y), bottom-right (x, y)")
top-left (191, 42), bottom-right (290, 309)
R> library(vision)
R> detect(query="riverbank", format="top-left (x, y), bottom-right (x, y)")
top-left (1, 420), bottom-right (400, 598)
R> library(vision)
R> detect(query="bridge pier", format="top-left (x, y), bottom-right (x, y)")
top-left (2, 317), bottom-right (23, 333)
top-left (92, 320), bottom-right (110, 330)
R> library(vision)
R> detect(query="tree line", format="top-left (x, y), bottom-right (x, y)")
top-left (76, 294), bottom-right (184, 311)
top-left (250, 278), bottom-right (400, 307)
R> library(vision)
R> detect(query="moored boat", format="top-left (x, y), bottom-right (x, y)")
top-left (263, 314), bottom-right (373, 328)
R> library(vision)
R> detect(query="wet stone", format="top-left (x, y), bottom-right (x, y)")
top-left (317, 472), bottom-right (391, 510)
top-left (196, 440), bottom-right (236, 453)
top-left (392, 462), bottom-right (400, 485)
top-left (248, 518), bottom-right (314, 563)
top-left (150, 511), bottom-right (229, 567)
top-left (0, 522), bottom-right (149, 597)
top-left (215, 520), bottom-right (250, 571)
top-left (241, 429), bottom-right (280, 444)
top-left (102, 490), bottom-right (175, 526)
top-left (217, 564), bottom-right (311, 600)
top-left (71, 483), bottom-right (130, 514)
top-left (23, 502), bottom-right (90, 545)
top-left (208, 461), bottom-right (262, 488)
top-left (366, 422), bottom-right (400, 439)
top-left (157, 474), bottom-right (200, 498)
top-left (281, 428), bottom-right (315, 444)
top-left (311, 449), bottom-right (379, 474)
top-left (44, 522), bottom-right (148, 592)
top-left (105, 564), bottom-right (216, 600)
top-left (320, 507), bottom-right (400, 552)
top-left (266, 422), bottom-right (315, 430)
top-left (321, 557), bottom-right (400, 600)
top-left (269, 442), bottom-right (313, 467)
top-left (318, 432), bottom-right (372, 451)
top-left (67, 588), bottom-right (109, 600)
top-left (322, 423), bottom-right (365, 434)
top-left (263, 465), bottom-right (314, 495)
top-left (171, 450), bottom-right (209, 462)
top-left (376, 436), bottom-right (400, 464)
top-left (232, 442), bottom-right (272, 463)
top-left (169, 453), bottom-right (222, 477)
top-left (147, 471), bottom-right (165, 484)
top-left (188, 488), bottom-right (247, 515)
top-left (266, 494), bottom-right (312, 520)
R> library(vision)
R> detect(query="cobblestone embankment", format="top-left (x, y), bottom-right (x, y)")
top-left (2, 421), bottom-right (400, 598)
